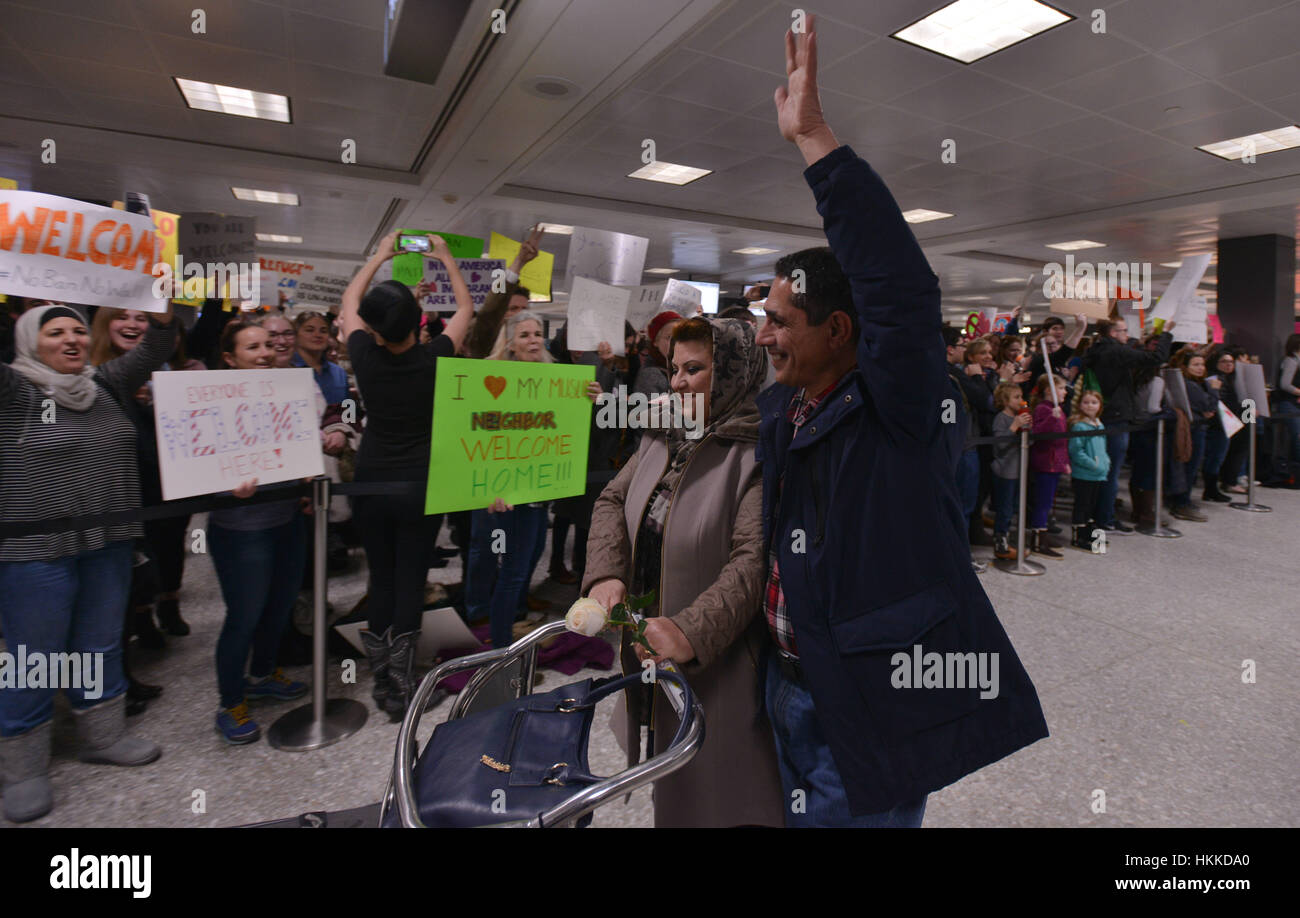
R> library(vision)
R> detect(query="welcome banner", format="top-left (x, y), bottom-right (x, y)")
top-left (0, 190), bottom-right (166, 311)
top-left (426, 357), bottom-right (594, 514)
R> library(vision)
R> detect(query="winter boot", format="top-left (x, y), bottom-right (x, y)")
top-left (1030, 529), bottom-right (1064, 560)
top-left (1133, 488), bottom-right (1156, 529)
top-left (74, 695), bottom-right (162, 767)
top-left (385, 630), bottom-right (421, 722)
top-left (1, 721), bottom-right (53, 823)
top-left (1202, 480), bottom-right (1231, 503)
top-left (1070, 523), bottom-right (1092, 551)
top-left (359, 628), bottom-right (392, 714)
top-left (133, 608), bottom-right (166, 650)
top-left (993, 533), bottom-right (1017, 561)
top-left (155, 597), bottom-right (190, 636)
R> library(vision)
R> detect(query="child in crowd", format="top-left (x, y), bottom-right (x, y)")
top-left (1028, 374), bottom-right (1070, 559)
top-left (1067, 389), bottom-right (1111, 551)
top-left (991, 382), bottom-right (1030, 561)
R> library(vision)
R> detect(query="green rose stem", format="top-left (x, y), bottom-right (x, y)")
top-left (608, 591), bottom-right (658, 657)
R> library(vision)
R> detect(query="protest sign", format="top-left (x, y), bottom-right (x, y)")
top-left (152, 367), bottom-right (324, 500)
top-left (565, 226), bottom-right (648, 290)
top-left (566, 276), bottom-right (630, 354)
top-left (1150, 254), bottom-right (1211, 323)
top-left (1208, 314), bottom-right (1225, 343)
top-left (392, 230), bottom-right (483, 286)
top-left (1217, 401), bottom-right (1244, 438)
top-left (488, 231), bottom-right (554, 299)
top-left (417, 257), bottom-right (505, 311)
top-left (0, 189), bottom-right (166, 311)
top-left (1235, 362), bottom-right (1270, 419)
top-left (991, 310), bottom-right (1017, 334)
top-left (662, 278), bottom-right (702, 316)
top-left (177, 212), bottom-right (257, 299)
top-left (1050, 295), bottom-right (1111, 321)
top-left (621, 283), bottom-right (666, 331)
top-left (1178, 295), bottom-right (1209, 344)
top-left (0, 178), bottom-right (15, 190)
top-left (963, 308), bottom-right (997, 337)
top-left (426, 357), bottom-right (594, 514)
top-left (1161, 369), bottom-right (1191, 420)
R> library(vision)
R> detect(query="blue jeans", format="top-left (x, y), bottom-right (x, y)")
top-left (1273, 401), bottom-right (1300, 476)
top-left (1170, 426), bottom-right (1207, 506)
top-left (466, 505), bottom-right (547, 650)
top-left (209, 517), bottom-right (307, 708)
top-left (0, 541), bottom-right (132, 735)
top-left (765, 654), bottom-right (926, 827)
top-left (1129, 428), bottom-right (1157, 491)
top-left (992, 475), bottom-right (1018, 535)
top-left (956, 449), bottom-right (980, 519)
top-left (1098, 430), bottom-right (1129, 526)
top-left (518, 506), bottom-right (550, 611)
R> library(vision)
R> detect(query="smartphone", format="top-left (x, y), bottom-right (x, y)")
top-left (397, 234), bottom-right (430, 253)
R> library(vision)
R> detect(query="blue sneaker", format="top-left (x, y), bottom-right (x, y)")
top-left (215, 703), bottom-right (261, 745)
top-left (245, 668), bottom-right (308, 702)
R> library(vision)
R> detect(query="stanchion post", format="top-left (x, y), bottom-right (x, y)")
top-left (995, 429), bottom-right (1045, 576)
top-left (1142, 418), bottom-right (1181, 538)
top-left (1231, 416), bottom-right (1271, 512)
top-left (267, 476), bottom-right (369, 751)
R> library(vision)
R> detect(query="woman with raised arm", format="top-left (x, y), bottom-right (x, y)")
top-left (0, 300), bottom-right (176, 823)
top-left (340, 232), bottom-right (478, 720)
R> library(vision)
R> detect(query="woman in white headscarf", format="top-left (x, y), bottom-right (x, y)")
top-left (0, 301), bottom-right (176, 824)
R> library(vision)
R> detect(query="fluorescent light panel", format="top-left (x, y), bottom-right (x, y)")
top-left (627, 161), bottom-right (712, 185)
top-left (732, 246), bottom-right (778, 255)
top-left (538, 223), bottom-right (573, 234)
top-left (1199, 125), bottom-right (1300, 160)
top-left (1046, 239), bottom-right (1105, 251)
top-left (256, 233), bottom-right (302, 244)
top-left (902, 209), bottom-right (954, 223)
top-left (893, 0), bottom-right (1072, 64)
top-left (175, 78), bottom-right (290, 122)
top-left (232, 187), bottom-right (299, 206)
top-left (644, 268), bottom-right (679, 275)
top-left (993, 277), bottom-right (1027, 283)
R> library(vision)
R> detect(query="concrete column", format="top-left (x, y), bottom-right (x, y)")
top-left (1216, 234), bottom-right (1296, 379)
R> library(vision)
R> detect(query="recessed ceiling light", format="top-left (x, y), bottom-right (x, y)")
top-left (1046, 240), bottom-right (1105, 251)
top-left (1199, 125), bottom-right (1300, 160)
top-left (538, 223), bottom-right (573, 235)
top-left (645, 268), bottom-right (679, 275)
top-left (953, 295), bottom-right (990, 301)
top-left (232, 187), bottom-right (299, 206)
top-left (732, 247), bottom-right (779, 255)
top-left (902, 208), bottom-right (954, 223)
top-left (993, 276), bottom-right (1027, 283)
top-left (520, 76), bottom-right (579, 100)
top-left (1160, 261), bottom-right (1182, 268)
top-left (175, 78), bottom-right (290, 122)
top-left (627, 161), bottom-right (712, 185)
top-left (256, 233), bottom-right (302, 244)
top-left (893, 0), bottom-right (1073, 65)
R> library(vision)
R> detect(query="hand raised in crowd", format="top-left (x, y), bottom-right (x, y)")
top-left (774, 13), bottom-right (838, 165)
top-left (587, 578), bottom-right (627, 616)
top-left (596, 340), bottom-right (618, 368)
top-left (233, 478), bottom-right (258, 499)
top-left (964, 362), bottom-right (984, 377)
top-left (428, 233), bottom-right (454, 263)
top-left (511, 224), bottom-right (544, 273)
top-left (1013, 370), bottom-right (1032, 385)
top-left (377, 230), bottom-right (401, 260)
top-left (486, 497), bottom-right (514, 513)
top-left (636, 617), bottom-right (696, 666)
top-left (997, 361), bottom-right (1016, 381)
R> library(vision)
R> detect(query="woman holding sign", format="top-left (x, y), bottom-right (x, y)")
top-left (340, 231), bottom-right (478, 720)
top-left (0, 301), bottom-right (176, 824)
top-left (583, 317), bottom-right (784, 827)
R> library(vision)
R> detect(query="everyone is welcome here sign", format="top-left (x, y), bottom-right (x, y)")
top-left (426, 358), bottom-right (594, 514)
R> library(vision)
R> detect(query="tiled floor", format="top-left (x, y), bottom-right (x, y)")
top-left (4, 485), bottom-right (1297, 828)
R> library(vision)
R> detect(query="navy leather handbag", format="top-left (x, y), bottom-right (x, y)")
top-left (384, 670), bottom-right (693, 828)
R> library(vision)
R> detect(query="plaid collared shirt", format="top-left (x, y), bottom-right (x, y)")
top-left (764, 380), bottom-right (840, 657)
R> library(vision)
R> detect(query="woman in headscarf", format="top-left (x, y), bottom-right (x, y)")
top-left (583, 317), bottom-right (784, 827)
top-left (0, 301), bottom-right (176, 823)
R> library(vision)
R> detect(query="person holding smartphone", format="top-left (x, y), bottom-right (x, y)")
top-left (340, 232), bottom-right (476, 720)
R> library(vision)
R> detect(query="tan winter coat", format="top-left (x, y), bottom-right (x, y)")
top-left (583, 432), bottom-right (784, 827)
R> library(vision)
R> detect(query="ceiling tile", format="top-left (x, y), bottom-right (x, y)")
top-left (287, 10), bottom-right (384, 73)
top-left (25, 53), bottom-right (179, 108)
top-left (659, 57), bottom-right (784, 114)
top-left (817, 38), bottom-right (953, 105)
top-left (3, 7), bottom-right (159, 70)
top-left (889, 70), bottom-right (1024, 124)
top-left (1104, 82), bottom-right (1260, 131)
top-left (958, 93), bottom-right (1092, 139)
top-left (1041, 53), bottom-right (1203, 110)
top-left (1107, 0), bottom-right (1295, 51)
top-left (972, 21), bottom-right (1144, 88)
top-left (149, 32), bottom-right (294, 93)
top-left (706, 3), bottom-right (874, 77)
top-left (1016, 113), bottom-right (1131, 155)
top-left (1160, 3), bottom-right (1300, 78)
top-left (1215, 52), bottom-right (1300, 102)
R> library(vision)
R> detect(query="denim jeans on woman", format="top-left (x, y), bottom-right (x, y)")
top-left (209, 516), bottom-right (306, 708)
top-left (1168, 426), bottom-right (1207, 507)
top-left (0, 540), bottom-right (132, 735)
top-left (466, 505), bottom-right (547, 650)
top-left (1097, 430), bottom-right (1129, 527)
top-left (765, 654), bottom-right (926, 828)
top-left (1272, 400), bottom-right (1300, 476)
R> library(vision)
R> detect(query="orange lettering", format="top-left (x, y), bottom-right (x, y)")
top-left (0, 204), bottom-right (50, 254)
top-left (129, 228), bottom-right (157, 273)
top-left (88, 219), bottom-right (116, 265)
top-left (39, 209), bottom-right (68, 257)
top-left (64, 213), bottom-right (87, 262)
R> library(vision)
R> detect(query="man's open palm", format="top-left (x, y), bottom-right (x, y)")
top-left (775, 18), bottom-right (825, 143)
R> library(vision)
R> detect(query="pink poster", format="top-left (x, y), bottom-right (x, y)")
top-left (1207, 314), bottom-right (1224, 344)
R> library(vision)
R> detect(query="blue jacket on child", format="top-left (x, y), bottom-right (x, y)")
top-left (1068, 421), bottom-right (1110, 481)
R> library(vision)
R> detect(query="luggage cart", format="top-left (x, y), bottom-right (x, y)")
top-left (380, 620), bottom-right (704, 827)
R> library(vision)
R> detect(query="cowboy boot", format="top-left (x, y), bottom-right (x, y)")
top-left (385, 630), bottom-right (421, 722)
top-left (1, 721), bottom-right (53, 823)
top-left (359, 628), bottom-right (392, 714)
top-left (74, 695), bottom-right (161, 767)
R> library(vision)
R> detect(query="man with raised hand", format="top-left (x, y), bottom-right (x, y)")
top-left (755, 16), bottom-right (1049, 827)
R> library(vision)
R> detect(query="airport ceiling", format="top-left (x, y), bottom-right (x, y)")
top-left (2, 0), bottom-right (1299, 321)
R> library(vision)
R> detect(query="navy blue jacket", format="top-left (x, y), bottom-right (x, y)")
top-left (755, 146), bottom-right (1048, 816)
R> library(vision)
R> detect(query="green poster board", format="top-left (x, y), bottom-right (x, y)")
top-left (426, 358), bottom-right (595, 514)
top-left (392, 230), bottom-right (485, 285)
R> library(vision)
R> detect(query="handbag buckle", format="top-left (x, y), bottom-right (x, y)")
top-left (544, 762), bottom-right (569, 786)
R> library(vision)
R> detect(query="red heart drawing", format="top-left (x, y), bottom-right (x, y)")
top-left (471, 272), bottom-right (481, 283)
top-left (484, 375), bottom-right (507, 399)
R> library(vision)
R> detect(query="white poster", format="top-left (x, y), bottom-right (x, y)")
top-left (177, 211), bottom-right (257, 300)
top-left (1178, 295), bottom-right (1209, 344)
top-left (1150, 254), bottom-right (1211, 323)
top-left (662, 278), bottom-right (702, 316)
top-left (1217, 401), bottom-right (1244, 438)
top-left (1235, 362), bottom-right (1270, 419)
top-left (261, 256), bottom-right (360, 309)
top-left (565, 226), bottom-right (648, 291)
top-left (152, 368), bottom-right (324, 500)
top-left (566, 276), bottom-right (630, 354)
top-left (418, 257), bottom-right (505, 311)
top-left (620, 283), bottom-right (666, 332)
top-left (0, 190), bottom-right (168, 312)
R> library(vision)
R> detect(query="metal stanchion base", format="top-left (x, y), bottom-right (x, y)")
top-left (1229, 501), bottom-right (1271, 512)
top-left (1137, 523), bottom-right (1182, 538)
top-left (994, 557), bottom-right (1046, 576)
top-left (267, 698), bottom-right (368, 752)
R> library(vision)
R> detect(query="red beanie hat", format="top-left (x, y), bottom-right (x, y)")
top-left (646, 310), bottom-right (681, 344)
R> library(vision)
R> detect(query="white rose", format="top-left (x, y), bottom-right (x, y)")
top-left (565, 597), bottom-right (607, 636)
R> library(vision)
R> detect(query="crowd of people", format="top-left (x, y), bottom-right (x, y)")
top-left (1, 17), bottom-right (1295, 829)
